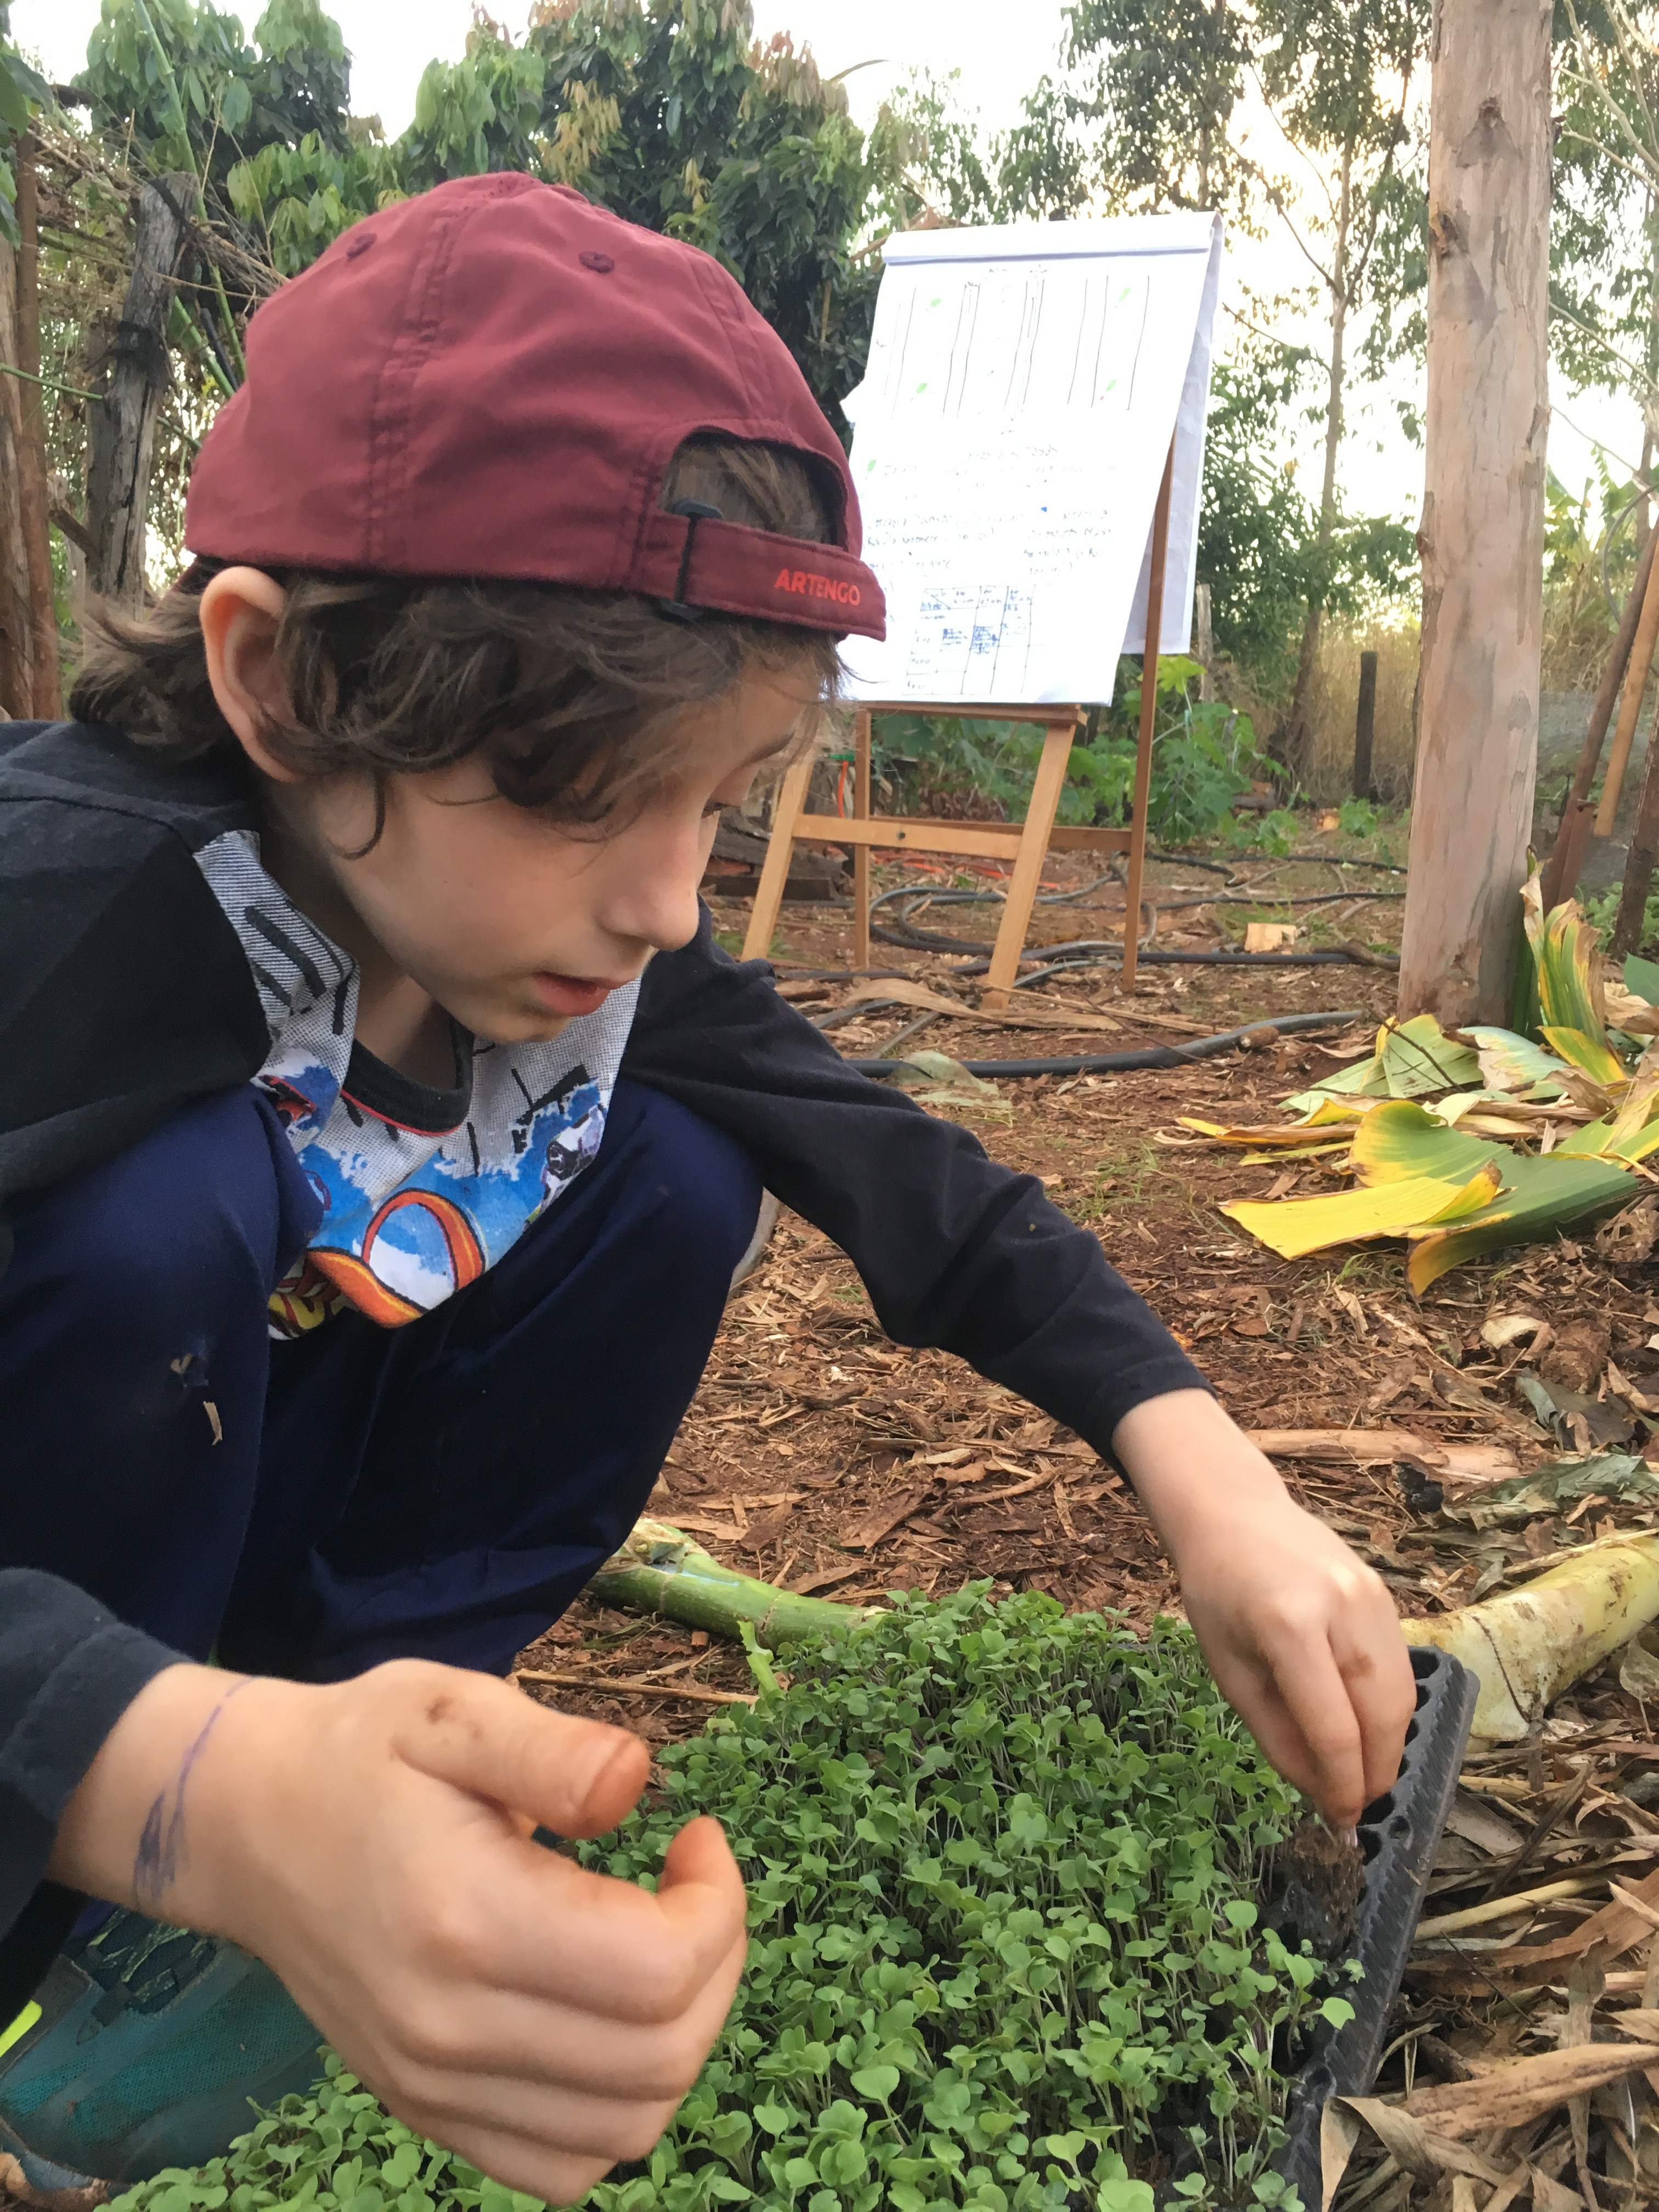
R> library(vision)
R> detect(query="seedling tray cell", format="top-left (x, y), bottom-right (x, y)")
top-left (1274, 1644), bottom-right (1479, 2205)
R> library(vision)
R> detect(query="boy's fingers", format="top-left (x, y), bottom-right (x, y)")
top-left (390, 1667), bottom-right (651, 1838)
top-left (1261, 1635), bottom-right (1367, 1826)
top-left (657, 1814), bottom-right (743, 1903)
top-left (1338, 1623), bottom-right (1416, 1805)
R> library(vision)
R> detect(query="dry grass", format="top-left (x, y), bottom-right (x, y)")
top-left (1302, 618), bottom-right (1420, 805)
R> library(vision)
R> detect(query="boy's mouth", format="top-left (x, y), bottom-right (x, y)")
top-left (532, 972), bottom-right (617, 1019)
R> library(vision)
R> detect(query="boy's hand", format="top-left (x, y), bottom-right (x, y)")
top-left (1111, 1389), bottom-right (1416, 1829)
top-left (49, 1660), bottom-right (747, 2206)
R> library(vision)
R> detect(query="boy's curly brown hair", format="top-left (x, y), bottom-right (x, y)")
top-left (70, 436), bottom-right (842, 832)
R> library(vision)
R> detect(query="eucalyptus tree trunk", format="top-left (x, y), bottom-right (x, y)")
top-left (1398, 0), bottom-right (1551, 1024)
top-left (86, 176), bottom-right (191, 611)
top-left (1282, 136), bottom-right (1354, 789)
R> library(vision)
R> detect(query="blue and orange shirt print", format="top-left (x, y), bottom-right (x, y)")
top-left (194, 828), bottom-right (638, 1337)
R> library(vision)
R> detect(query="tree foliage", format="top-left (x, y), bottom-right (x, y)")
top-left (68, 0), bottom-right (890, 429)
top-left (1551, 0), bottom-right (1659, 481)
top-left (0, 1), bottom-right (51, 244)
top-left (883, 0), bottom-right (1424, 711)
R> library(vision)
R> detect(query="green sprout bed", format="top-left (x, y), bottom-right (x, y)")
top-left (114, 1589), bottom-right (1356, 2212)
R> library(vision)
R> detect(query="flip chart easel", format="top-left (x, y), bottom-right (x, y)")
top-left (743, 210), bottom-right (1221, 998)
top-left (744, 439), bottom-right (1177, 996)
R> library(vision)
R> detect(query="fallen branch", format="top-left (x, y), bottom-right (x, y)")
top-left (515, 1669), bottom-right (754, 1706)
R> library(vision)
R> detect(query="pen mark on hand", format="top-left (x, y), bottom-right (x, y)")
top-left (133, 1678), bottom-right (251, 1909)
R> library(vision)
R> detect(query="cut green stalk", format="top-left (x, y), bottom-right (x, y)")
top-left (590, 1514), bottom-right (883, 1643)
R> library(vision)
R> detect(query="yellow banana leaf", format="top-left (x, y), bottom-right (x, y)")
top-left (1531, 894), bottom-right (1611, 1037)
top-left (1177, 1099), bottom-right (1364, 1148)
top-left (1222, 1163), bottom-right (1503, 1261)
top-left (1404, 1152), bottom-right (1636, 1294)
top-left (1348, 1100), bottom-right (1499, 1186)
top-left (1541, 1024), bottom-right (1628, 1090)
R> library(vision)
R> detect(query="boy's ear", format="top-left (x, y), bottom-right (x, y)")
top-left (199, 566), bottom-right (304, 783)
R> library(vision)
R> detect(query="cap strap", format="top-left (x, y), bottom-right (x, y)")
top-left (631, 510), bottom-right (886, 640)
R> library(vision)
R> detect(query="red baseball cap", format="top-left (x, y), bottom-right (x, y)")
top-left (185, 173), bottom-right (884, 641)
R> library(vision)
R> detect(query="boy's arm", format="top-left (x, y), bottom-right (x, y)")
top-left (624, 907), bottom-right (1207, 1447)
top-left (625, 913), bottom-right (1416, 1825)
top-left (0, 1571), bottom-right (187, 2012)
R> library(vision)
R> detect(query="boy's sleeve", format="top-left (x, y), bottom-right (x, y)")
top-left (0, 1571), bottom-right (183, 2014)
top-left (620, 907), bottom-right (1209, 1453)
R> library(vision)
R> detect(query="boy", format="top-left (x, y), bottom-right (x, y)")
top-left (0, 173), bottom-right (1413, 2206)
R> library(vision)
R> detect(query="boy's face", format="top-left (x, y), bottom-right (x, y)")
top-left (200, 568), bottom-right (812, 1043)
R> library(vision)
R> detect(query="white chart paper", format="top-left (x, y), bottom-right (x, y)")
top-left (840, 214), bottom-right (1223, 707)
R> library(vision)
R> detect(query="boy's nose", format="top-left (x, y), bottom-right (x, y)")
top-left (598, 816), bottom-right (708, 954)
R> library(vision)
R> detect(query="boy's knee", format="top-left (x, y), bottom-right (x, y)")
top-left (615, 1081), bottom-right (764, 1280)
top-left (4, 1086), bottom-right (316, 1330)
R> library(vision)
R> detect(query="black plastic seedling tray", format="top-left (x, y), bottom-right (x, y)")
top-left (1272, 1644), bottom-right (1479, 2205)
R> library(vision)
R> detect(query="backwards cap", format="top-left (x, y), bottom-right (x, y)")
top-left (185, 173), bottom-right (885, 641)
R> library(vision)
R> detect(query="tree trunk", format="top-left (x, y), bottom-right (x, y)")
top-left (1398, 0), bottom-right (1551, 1025)
top-left (0, 240), bottom-right (34, 720)
top-left (86, 177), bottom-right (191, 611)
top-left (1282, 135), bottom-right (1355, 788)
top-left (16, 136), bottom-right (61, 719)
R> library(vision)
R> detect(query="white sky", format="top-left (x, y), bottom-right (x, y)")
top-left (16, 0), bottom-right (1642, 528)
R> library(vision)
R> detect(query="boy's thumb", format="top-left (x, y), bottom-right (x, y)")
top-left (394, 1668), bottom-right (651, 1839)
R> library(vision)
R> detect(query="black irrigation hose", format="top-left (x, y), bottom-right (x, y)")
top-left (844, 1006), bottom-right (1367, 1080)
top-left (870, 874), bottom-right (1402, 957)
top-left (954, 939), bottom-right (1400, 975)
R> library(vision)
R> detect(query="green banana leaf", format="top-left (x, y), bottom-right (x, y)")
top-left (1405, 1152), bottom-right (1637, 1294)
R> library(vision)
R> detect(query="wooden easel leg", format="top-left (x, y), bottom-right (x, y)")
top-left (983, 719), bottom-right (1076, 1005)
top-left (1121, 438), bottom-right (1176, 994)
top-left (854, 707), bottom-right (872, 972)
top-left (742, 751), bottom-right (814, 963)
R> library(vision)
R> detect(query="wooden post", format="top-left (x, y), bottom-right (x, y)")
top-left (1353, 649), bottom-right (1378, 800)
top-left (1121, 439), bottom-right (1176, 993)
top-left (1194, 579), bottom-right (1215, 703)
top-left (1398, 0), bottom-right (1552, 1024)
top-left (87, 176), bottom-right (190, 610)
top-left (742, 751), bottom-right (814, 964)
top-left (980, 718), bottom-right (1081, 1006)
top-left (853, 707), bottom-right (873, 972)
top-left (1541, 523), bottom-right (1659, 911)
top-left (16, 134), bottom-right (60, 719)
top-left (0, 235), bottom-right (33, 718)
top-left (1610, 726), bottom-right (1659, 958)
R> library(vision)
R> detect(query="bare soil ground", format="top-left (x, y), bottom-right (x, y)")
top-left (514, 826), bottom-right (1659, 2181)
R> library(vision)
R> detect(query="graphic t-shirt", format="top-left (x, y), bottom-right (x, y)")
top-left (195, 829), bottom-right (639, 1336)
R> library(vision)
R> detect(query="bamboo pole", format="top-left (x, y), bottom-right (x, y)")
top-left (1610, 674), bottom-right (1659, 954)
top-left (1596, 545), bottom-right (1659, 837)
top-left (1121, 438), bottom-right (1175, 994)
top-left (15, 134), bottom-right (60, 720)
top-left (1541, 524), bottom-right (1659, 910)
top-left (853, 707), bottom-right (872, 972)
